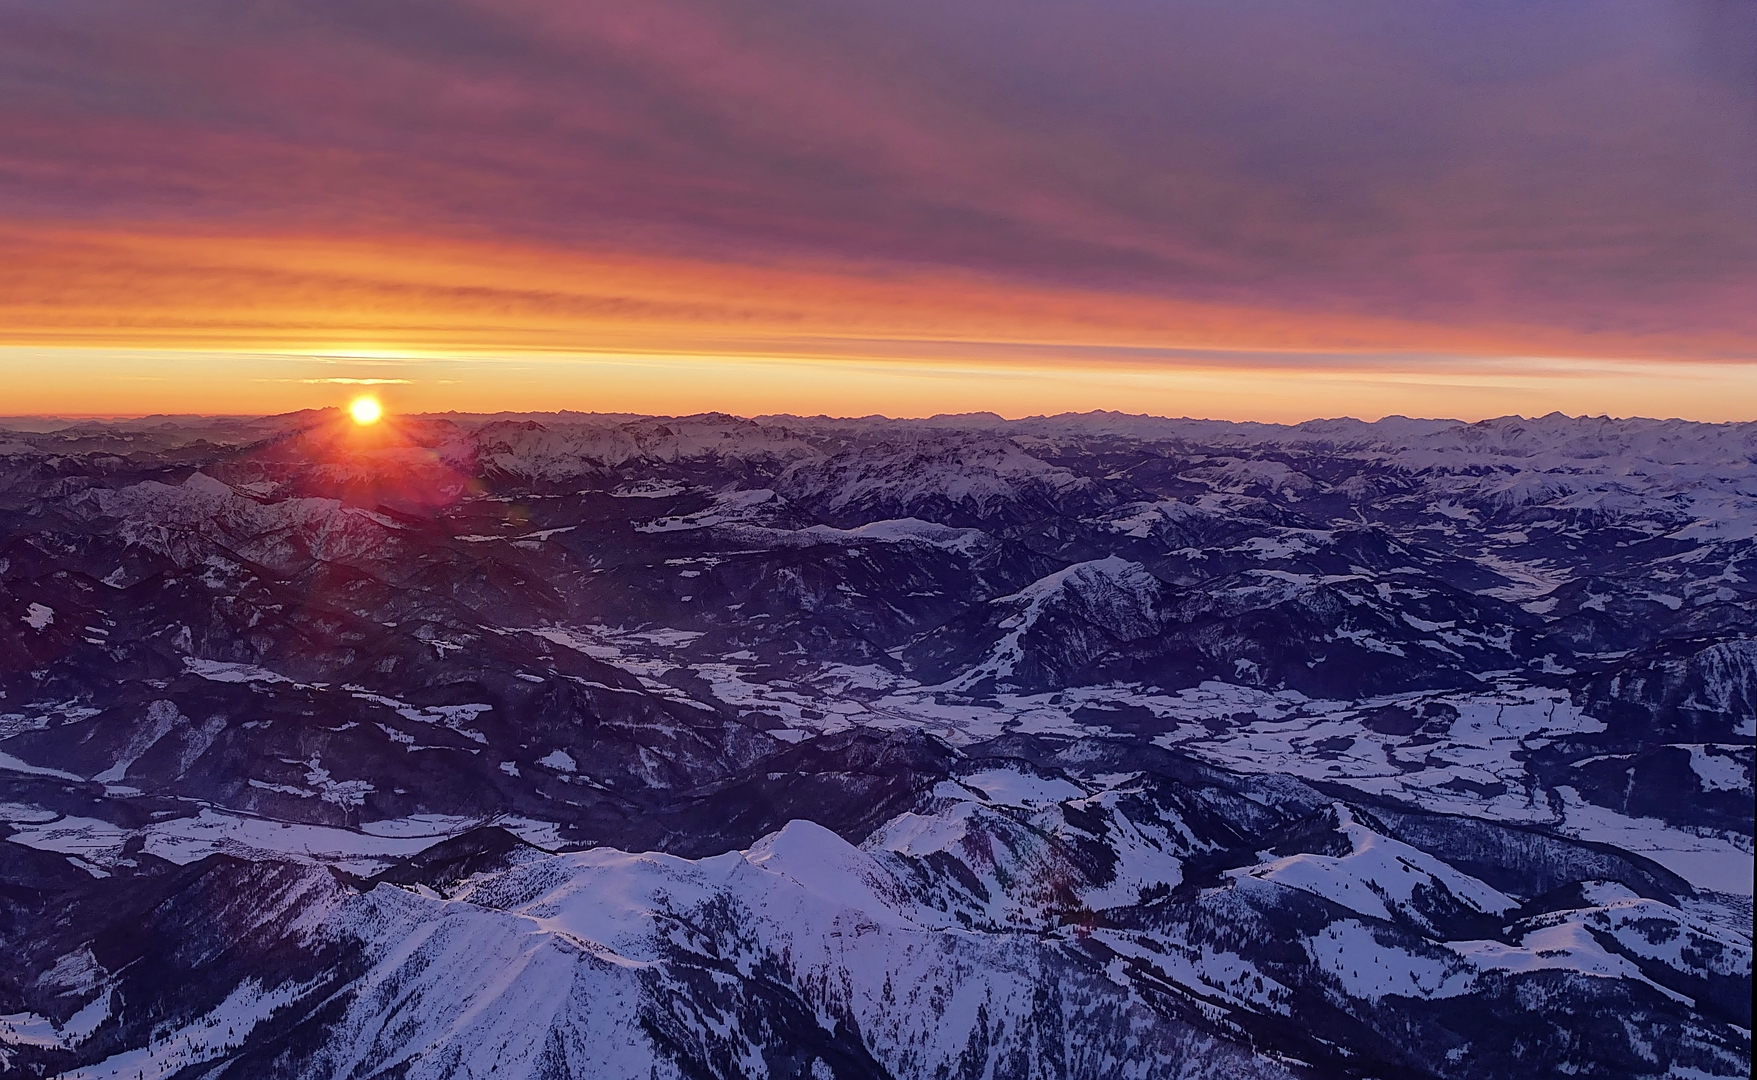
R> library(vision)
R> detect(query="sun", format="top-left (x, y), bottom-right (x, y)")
top-left (349, 396), bottom-right (383, 425)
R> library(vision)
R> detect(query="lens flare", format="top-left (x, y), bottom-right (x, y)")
top-left (349, 396), bottom-right (383, 424)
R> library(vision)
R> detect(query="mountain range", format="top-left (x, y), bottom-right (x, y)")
top-left (1, 409), bottom-right (1751, 1079)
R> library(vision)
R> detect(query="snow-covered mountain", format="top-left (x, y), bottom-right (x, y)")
top-left (1, 410), bottom-right (1750, 1078)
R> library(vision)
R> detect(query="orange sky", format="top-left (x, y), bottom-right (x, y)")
top-left (1, 0), bottom-right (1751, 421)
top-left (1, 228), bottom-right (1751, 422)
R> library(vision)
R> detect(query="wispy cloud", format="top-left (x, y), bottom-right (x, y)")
top-left (294, 377), bottom-right (414, 385)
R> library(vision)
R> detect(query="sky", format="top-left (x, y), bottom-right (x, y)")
top-left (1, 0), bottom-right (1753, 421)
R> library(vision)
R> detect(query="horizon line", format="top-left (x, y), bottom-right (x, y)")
top-left (3, 407), bottom-right (1748, 428)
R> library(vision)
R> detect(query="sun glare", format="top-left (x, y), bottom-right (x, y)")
top-left (349, 396), bottom-right (383, 425)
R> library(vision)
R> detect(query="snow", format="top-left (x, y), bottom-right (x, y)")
top-left (0, 992), bottom-right (109, 1051)
top-left (92, 699), bottom-right (183, 784)
top-left (538, 749), bottom-right (578, 772)
top-left (209, 780), bottom-right (1738, 1079)
top-left (59, 979), bottom-right (318, 1079)
top-left (252, 799), bottom-right (1155, 1069)
top-left (1555, 885), bottom-right (1754, 980)
top-left (131, 809), bottom-right (484, 874)
top-left (1304, 920), bottom-right (1475, 1002)
top-left (799, 517), bottom-right (987, 553)
top-left (87, 472), bottom-right (402, 572)
top-left (1073, 791), bottom-right (1189, 909)
top-left (293, 759), bottom-right (376, 808)
top-left (868, 808), bottom-right (973, 858)
top-left (1133, 683), bottom-right (1607, 826)
top-left (357, 814), bottom-right (482, 838)
top-left (6, 815), bottom-right (131, 862)
top-left (1551, 787), bottom-right (1754, 896)
top-left (0, 1012), bottom-right (71, 1051)
top-left (350, 817), bottom-right (1100, 1075)
top-left (1239, 530), bottom-right (1331, 560)
top-left (1102, 499), bottom-right (1220, 538)
top-left (949, 556), bottom-right (1160, 690)
top-left (0, 803), bottom-right (58, 824)
top-left (0, 751), bottom-right (86, 782)
top-left (1232, 804), bottom-right (1516, 929)
top-left (22, 603), bottom-right (52, 630)
top-left (636, 487), bottom-right (777, 532)
top-left (346, 689), bottom-right (491, 744)
top-left (1096, 930), bottom-right (1293, 1014)
top-left (1447, 922), bottom-right (1665, 989)
top-left (182, 658), bottom-right (296, 684)
top-left (611, 480), bottom-right (686, 498)
top-left (745, 819), bottom-right (915, 921)
top-left (777, 435), bottom-right (1085, 521)
top-left (494, 816), bottom-right (567, 850)
top-left (1684, 745), bottom-right (1750, 793)
top-left (959, 767), bottom-right (1085, 808)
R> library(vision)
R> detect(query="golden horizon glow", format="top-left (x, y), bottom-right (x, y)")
top-left (1, 346), bottom-right (1752, 425)
top-left (0, 228), bottom-right (1749, 423)
top-left (349, 396), bottom-right (383, 425)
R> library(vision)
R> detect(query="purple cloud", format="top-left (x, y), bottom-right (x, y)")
top-left (0, 0), bottom-right (1751, 353)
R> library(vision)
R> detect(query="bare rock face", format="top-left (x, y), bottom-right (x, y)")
top-left (0, 410), bottom-right (1750, 1078)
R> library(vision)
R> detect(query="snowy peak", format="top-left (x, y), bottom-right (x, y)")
top-left (1237, 804), bottom-right (1517, 935)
